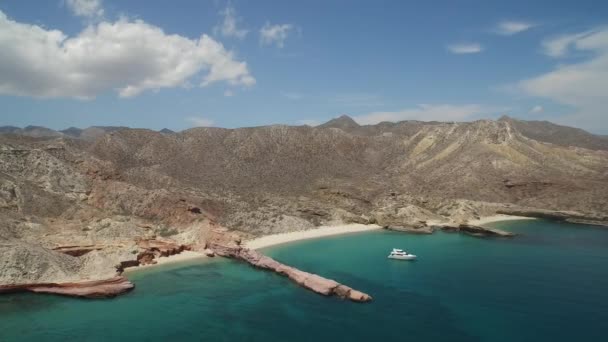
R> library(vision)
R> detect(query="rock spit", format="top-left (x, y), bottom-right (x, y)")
top-left (0, 276), bottom-right (134, 298)
top-left (207, 231), bottom-right (372, 302)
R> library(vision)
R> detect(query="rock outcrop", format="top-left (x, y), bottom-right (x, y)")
top-left (135, 239), bottom-right (190, 265)
top-left (496, 208), bottom-right (608, 227)
top-left (0, 276), bottom-right (134, 298)
top-left (438, 223), bottom-right (515, 237)
top-left (207, 229), bottom-right (372, 302)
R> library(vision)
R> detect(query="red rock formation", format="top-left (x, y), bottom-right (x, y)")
top-left (135, 238), bottom-right (190, 265)
top-left (206, 229), bottom-right (372, 303)
top-left (0, 276), bottom-right (134, 298)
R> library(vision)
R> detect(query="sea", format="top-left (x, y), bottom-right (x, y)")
top-left (2, 219), bottom-right (607, 341)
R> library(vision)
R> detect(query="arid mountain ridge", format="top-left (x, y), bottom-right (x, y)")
top-left (3, 115), bottom-right (607, 150)
top-left (1, 115), bottom-right (607, 295)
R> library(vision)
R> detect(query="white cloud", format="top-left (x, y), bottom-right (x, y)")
top-left (260, 22), bottom-right (293, 48)
top-left (214, 5), bottom-right (248, 39)
top-left (541, 30), bottom-right (600, 57)
top-left (66, 0), bottom-right (104, 18)
top-left (224, 89), bottom-right (234, 97)
top-left (446, 43), bottom-right (483, 54)
top-left (529, 105), bottom-right (544, 114)
top-left (495, 21), bottom-right (535, 35)
top-left (0, 10), bottom-right (255, 99)
top-left (186, 116), bottom-right (215, 127)
top-left (518, 27), bottom-right (608, 131)
top-left (354, 104), bottom-right (497, 125)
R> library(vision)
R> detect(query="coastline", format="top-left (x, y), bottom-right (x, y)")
top-left (124, 215), bottom-right (535, 273)
top-left (468, 214), bottom-right (537, 226)
top-left (123, 250), bottom-right (208, 274)
top-left (244, 223), bottom-right (383, 250)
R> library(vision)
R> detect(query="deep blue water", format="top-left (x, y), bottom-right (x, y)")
top-left (1, 219), bottom-right (608, 341)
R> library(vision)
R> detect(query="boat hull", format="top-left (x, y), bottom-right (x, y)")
top-left (388, 254), bottom-right (417, 260)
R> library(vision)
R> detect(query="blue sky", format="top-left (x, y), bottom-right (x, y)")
top-left (1, 0), bottom-right (607, 133)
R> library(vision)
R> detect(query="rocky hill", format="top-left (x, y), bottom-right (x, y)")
top-left (0, 125), bottom-right (129, 140)
top-left (1, 116), bottom-right (607, 290)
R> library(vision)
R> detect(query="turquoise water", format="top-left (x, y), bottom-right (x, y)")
top-left (2, 219), bottom-right (608, 341)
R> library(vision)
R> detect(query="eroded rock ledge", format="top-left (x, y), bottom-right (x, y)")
top-left (207, 230), bottom-right (372, 303)
top-left (0, 276), bottom-right (134, 298)
top-left (384, 222), bottom-right (514, 237)
top-left (496, 208), bottom-right (608, 227)
top-left (437, 223), bottom-right (515, 237)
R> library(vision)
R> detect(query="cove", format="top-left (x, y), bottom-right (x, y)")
top-left (1, 219), bottom-right (607, 341)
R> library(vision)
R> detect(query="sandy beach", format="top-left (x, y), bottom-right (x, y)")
top-left (245, 223), bottom-right (383, 250)
top-left (124, 250), bottom-right (208, 273)
top-left (125, 215), bottom-right (534, 272)
top-left (469, 214), bottom-right (536, 226)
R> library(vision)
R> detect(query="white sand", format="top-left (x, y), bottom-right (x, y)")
top-left (469, 214), bottom-right (536, 226)
top-left (245, 223), bottom-right (383, 250)
top-left (124, 250), bottom-right (208, 273)
top-left (124, 224), bottom-right (381, 272)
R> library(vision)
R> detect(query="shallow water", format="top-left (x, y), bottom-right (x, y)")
top-left (1, 219), bottom-right (608, 341)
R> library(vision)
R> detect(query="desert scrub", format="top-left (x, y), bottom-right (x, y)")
top-left (157, 226), bottom-right (178, 237)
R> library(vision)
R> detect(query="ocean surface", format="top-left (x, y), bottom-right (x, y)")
top-left (2, 219), bottom-right (608, 341)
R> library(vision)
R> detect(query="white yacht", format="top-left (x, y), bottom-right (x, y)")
top-left (388, 248), bottom-right (417, 260)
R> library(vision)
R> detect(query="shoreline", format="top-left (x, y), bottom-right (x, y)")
top-left (123, 250), bottom-right (208, 274)
top-left (124, 215), bottom-right (535, 273)
top-left (468, 214), bottom-right (537, 226)
top-left (244, 223), bottom-right (383, 250)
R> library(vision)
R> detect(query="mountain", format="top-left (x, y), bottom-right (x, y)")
top-left (317, 114), bottom-right (361, 130)
top-left (1, 125), bottom-right (135, 140)
top-left (498, 116), bottom-right (608, 151)
top-left (60, 126), bottom-right (129, 140)
top-left (0, 125), bottom-right (62, 138)
top-left (1, 117), bottom-right (607, 288)
top-left (0, 126), bottom-right (21, 134)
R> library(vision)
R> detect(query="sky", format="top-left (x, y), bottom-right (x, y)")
top-left (0, 0), bottom-right (607, 133)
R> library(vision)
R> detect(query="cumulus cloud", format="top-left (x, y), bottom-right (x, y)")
top-left (354, 104), bottom-right (498, 125)
top-left (214, 5), bottom-right (248, 39)
top-left (66, 0), bottom-right (104, 18)
top-left (260, 22), bottom-right (293, 48)
top-left (446, 43), bottom-right (483, 54)
top-left (186, 116), bottom-right (215, 127)
top-left (0, 10), bottom-right (255, 99)
top-left (518, 27), bottom-right (608, 131)
top-left (495, 21), bottom-right (535, 35)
